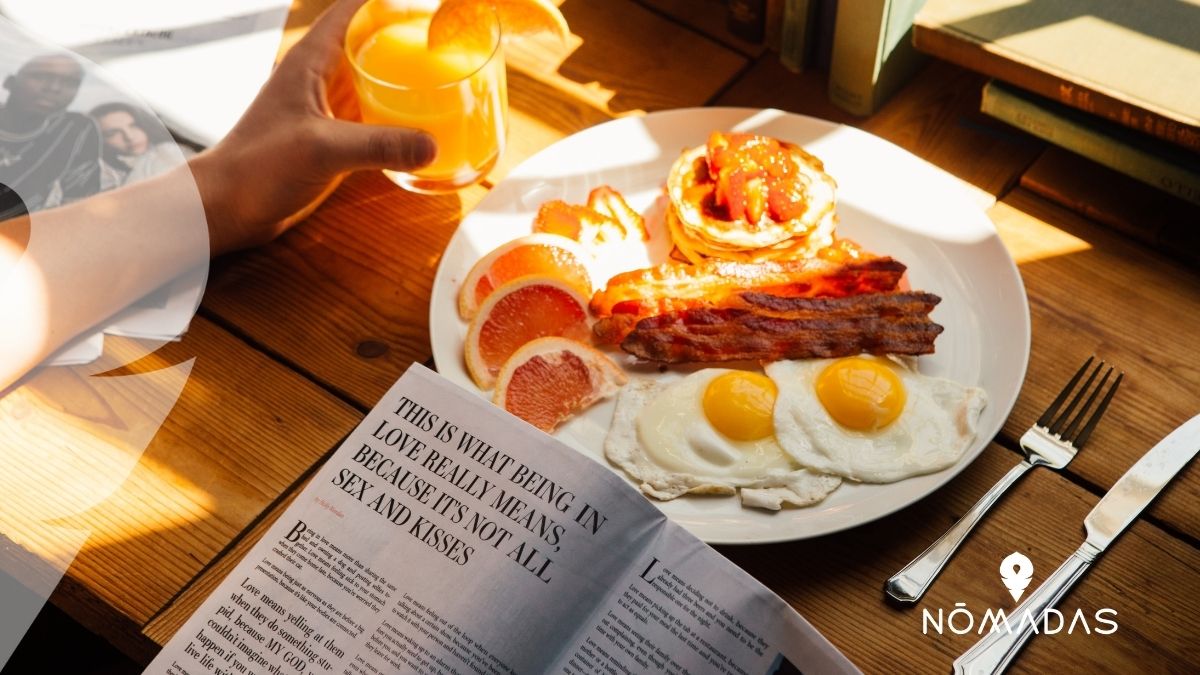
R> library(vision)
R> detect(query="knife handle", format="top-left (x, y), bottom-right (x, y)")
top-left (953, 541), bottom-right (1100, 675)
top-left (886, 461), bottom-right (1033, 603)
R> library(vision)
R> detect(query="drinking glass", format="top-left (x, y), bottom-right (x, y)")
top-left (345, 0), bottom-right (508, 193)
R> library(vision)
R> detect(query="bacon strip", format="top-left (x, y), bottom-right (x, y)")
top-left (618, 291), bottom-right (943, 364)
top-left (590, 255), bottom-right (905, 319)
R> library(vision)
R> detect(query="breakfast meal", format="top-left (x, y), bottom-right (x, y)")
top-left (452, 128), bottom-right (988, 511)
top-left (457, 233), bottom-right (593, 320)
top-left (533, 187), bottom-right (650, 247)
top-left (589, 250), bottom-right (907, 343)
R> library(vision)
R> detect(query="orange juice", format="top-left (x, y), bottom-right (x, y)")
top-left (346, 5), bottom-right (507, 193)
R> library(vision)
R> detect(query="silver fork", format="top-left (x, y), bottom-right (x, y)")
top-left (884, 356), bottom-right (1122, 603)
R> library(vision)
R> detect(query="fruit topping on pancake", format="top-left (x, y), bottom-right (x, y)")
top-left (667, 131), bottom-right (838, 258)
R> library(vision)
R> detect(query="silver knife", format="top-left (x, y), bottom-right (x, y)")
top-left (953, 412), bottom-right (1200, 675)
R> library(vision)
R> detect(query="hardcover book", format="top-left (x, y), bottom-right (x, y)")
top-left (982, 80), bottom-right (1200, 206)
top-left (914, 0), bottom-right (1200, 152)
top-left (827, 0), bottom-right (927, 116)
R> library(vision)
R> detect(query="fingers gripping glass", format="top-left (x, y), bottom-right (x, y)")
top-left (345, 0), bottom-right (508, 194)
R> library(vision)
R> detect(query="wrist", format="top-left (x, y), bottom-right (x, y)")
top-left (189, 148), bottom-right (243, 257)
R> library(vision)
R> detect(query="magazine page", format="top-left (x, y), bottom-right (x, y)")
top-left (147, 365), bottom-right (854, 674)
top-left (553, 524), bottom-right (857, 674)
top-left (0, 0), bottom-right (288, 147)
top-left (146, 364), bottom-right (672, 674)
top-left (0, 17), bottom-right (208, 366)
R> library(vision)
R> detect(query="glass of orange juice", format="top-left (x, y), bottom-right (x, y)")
top-left (345, 0), bottom-right (508, 193)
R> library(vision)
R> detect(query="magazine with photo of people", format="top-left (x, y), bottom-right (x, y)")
top-left (0, 18), bottom-right (206, 366)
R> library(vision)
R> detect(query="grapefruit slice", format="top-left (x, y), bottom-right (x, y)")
top-left (428, 0), bottom-right (570, 50)
top-left (465, 276), bottom-right (591, 389)
top-left (494, 337), bottom-right (626, 432)
top-left (458, 233), bottom-right (593, 320)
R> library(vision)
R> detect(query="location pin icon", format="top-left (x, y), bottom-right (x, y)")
top-left (999, 552), bottom-right (1034, 601)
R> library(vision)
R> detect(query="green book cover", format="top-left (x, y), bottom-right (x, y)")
top-left (982, 80), bottom-right (1200, 207)
top-left (828, 0), bottom-right (927, 116)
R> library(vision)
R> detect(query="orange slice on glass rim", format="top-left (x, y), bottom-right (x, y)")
top-left (458, 233), bottom-right (593, 320)
top-left (428, 0), bottom-right (570, 50)
top-left (465, 276), bottom-right (591, 389)
top-left (493, 337), bottom-right (626, 432)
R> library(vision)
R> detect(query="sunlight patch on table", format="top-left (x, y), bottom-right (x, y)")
top-left (0, 360), bottom-right (212, 562)
top-left (988, 201), bottom-right (1092, 264)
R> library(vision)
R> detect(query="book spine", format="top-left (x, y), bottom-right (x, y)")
top-left (779, 0), bottom-right (814, 72)
top-left (913, 22), bottom-right (1200, 153)
top-left (829, 0), bottom-right (925, 117)
top-left (810, 0), bottom-right (838, 72)
top-left (827, 0), bottom-right (888, 115)
top-left (982, 81), bottom-right (1200, 207)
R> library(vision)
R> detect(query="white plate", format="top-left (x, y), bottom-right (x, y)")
top-left (430, 108), bottom-right (1029, 545)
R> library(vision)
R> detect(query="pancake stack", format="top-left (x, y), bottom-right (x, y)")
top-left (665, 133), bottom-right (838, 263)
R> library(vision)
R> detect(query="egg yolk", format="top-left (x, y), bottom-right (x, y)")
top-left (815, 357), bottom-right (906, 431)
top-left (702, 372), bottom-right (778, 441)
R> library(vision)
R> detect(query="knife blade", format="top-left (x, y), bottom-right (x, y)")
top-left (1084, 412), bottom-right (1200, 550)
top-left (955, 412), bottom-right (1200, 675)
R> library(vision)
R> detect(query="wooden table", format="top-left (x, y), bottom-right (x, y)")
top-left (8, 1), bottom-right (1199, 672)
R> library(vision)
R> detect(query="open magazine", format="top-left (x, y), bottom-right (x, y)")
top-left (148, 366), bottom-right (859, 675)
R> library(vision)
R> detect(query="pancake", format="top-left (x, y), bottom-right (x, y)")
top-left (666, 201), bottom-right (836, 264)
top-left (666, 133), bottom-right (838, 259)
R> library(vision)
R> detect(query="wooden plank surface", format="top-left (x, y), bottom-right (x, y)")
top-left (521, 0), bottom-right (748, 114)
top-left (990, 189), bottom-right (1200, 543)
top-left (4, 318), bottom-right (360, 658)
top-left (142, 481), bottom-right (306, 647)
top-left (636, 0), bottom-right (769, 58)
top-left (200, 174), bottom-right (481, 406)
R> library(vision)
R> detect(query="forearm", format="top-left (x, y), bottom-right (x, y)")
top-left (0, 164), bottom-right (209, 391)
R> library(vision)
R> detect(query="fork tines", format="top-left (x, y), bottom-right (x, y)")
top-left (1037, 356), bottom-right (1123, 448)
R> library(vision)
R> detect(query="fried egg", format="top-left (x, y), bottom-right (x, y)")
top-left (766, 357), bottom-right (987, 483)
top-left (604, 369), bottom-right (841, 510)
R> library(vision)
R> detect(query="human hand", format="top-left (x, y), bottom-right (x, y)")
top-left (192, 0), bottom-right (436, 256)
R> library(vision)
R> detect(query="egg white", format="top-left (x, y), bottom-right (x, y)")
top-left (604, 370), bottom-right (841, 510)
top-left (767, 357), bottom-right (988, 483)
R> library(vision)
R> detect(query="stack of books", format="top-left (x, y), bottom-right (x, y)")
top-left (911, 0), bottom-right (1200, 212)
